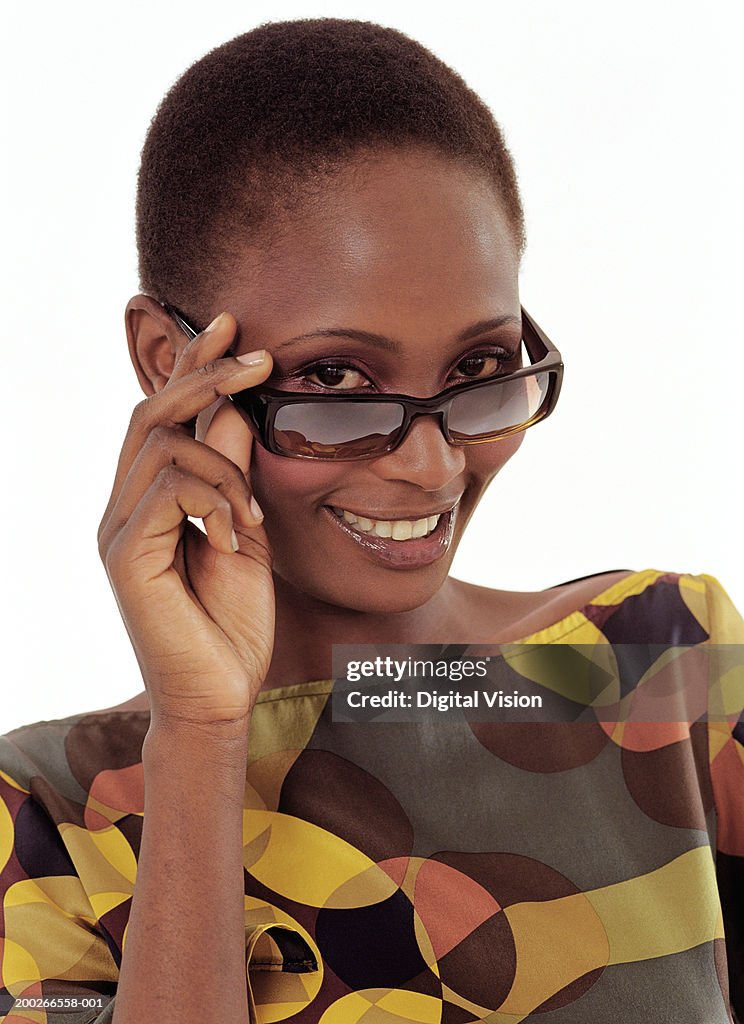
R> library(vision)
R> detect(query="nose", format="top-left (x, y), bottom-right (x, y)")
top-left (371, 410), bottom-right (466, 490)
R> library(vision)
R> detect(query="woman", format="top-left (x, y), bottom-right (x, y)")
top-left (1, 18), bottom-right (742, 1024)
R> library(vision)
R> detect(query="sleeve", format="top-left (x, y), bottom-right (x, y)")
top-left (701, 574), bottom-right (744, 1019)
top-left (0, 769), bottom-right (118, 1024)
top-left (0, 749), bottom-right (320, 1024)
top-left (243, 919), bottom-right (319, 1024)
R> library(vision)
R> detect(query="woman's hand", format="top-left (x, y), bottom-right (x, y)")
top-left (97, 313), bottom-right (275, 731)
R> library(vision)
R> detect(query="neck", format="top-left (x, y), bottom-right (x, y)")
top-left (262, 571), bottom-right (465, 691)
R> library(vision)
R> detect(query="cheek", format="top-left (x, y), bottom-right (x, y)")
top-left (249, 431), bottom-right (525, 514)
top-left (249, 445), bottom-right (341, 513)
top-left (249, 445), bottom-right (356, 594)
top-left (466, 430), bottom-right (525, 486)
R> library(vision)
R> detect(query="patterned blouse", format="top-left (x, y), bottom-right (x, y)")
top-left (1, 569), bottom-right (742, 1024)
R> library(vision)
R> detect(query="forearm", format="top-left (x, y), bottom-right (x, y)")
top-left (112, 720), bottom-right (251, 1024)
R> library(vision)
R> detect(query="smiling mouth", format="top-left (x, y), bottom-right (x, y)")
top-left (321, 503), bottom-right (458, 568)
top-left (330, 506), bottom-right (443, 541)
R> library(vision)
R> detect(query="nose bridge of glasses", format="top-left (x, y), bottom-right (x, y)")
top-left (399, 404), bottom-right (449, 447)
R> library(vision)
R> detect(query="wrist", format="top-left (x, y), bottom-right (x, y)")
top-left (147, 705), bottom-right (253, 740)
top-left (143, 715), bottom-right (251, 778)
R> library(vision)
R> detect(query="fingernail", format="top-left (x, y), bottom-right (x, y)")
top-left (231, 529), bottom-right (240, 551)
top-left (250, 496), bottom-right (263, 520)
top-left (203, 312), bottom-right (226, 334)
top-left (236, 349), bottom-right (266, 366)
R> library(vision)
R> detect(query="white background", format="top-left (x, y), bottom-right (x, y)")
top-left (2, 1), bottom-right (742, 732)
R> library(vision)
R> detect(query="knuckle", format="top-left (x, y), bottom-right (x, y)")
top-left (196, 360), bottom-right (220, 379)
top-left (157, 463), bottom-right (182, 492)
top-left (98, 515), bottom-right (121, 569)
top-left (206, 489), bottom-right (231, 517)
top-left (103, 532), bottom-right (125, 577)
top-left (214, 458), bottom-right (247, 493)
top-left (129, 397), bottom-right (153, 432)
top-left (209, 484), bottom-right (230, 510)
top-left (97, 517), bottom-right (113, 556)
top-left (148, 424), bottom-right (173, 456)
top-left (174, 346), bottom-right (198, 376)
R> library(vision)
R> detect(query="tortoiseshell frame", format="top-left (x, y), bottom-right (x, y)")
top-left (163, 303), bottom-right (564, 461)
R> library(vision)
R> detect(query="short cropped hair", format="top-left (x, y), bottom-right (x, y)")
top-left (136, 18), bottom-right (526, 320)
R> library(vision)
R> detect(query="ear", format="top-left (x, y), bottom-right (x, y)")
top-left (125, 294), bottom-right (189, 396)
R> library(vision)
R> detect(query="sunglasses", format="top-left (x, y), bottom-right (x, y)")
top-left (163, 303), bottom-right (564, 461)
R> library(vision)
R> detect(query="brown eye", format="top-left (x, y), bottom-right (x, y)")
top-left (307, 364), bottom-right (368, 389)
top-left (455, 353), bottom-right (503, 378)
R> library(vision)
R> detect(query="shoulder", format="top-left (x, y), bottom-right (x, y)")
top-left (452, 568), bottom-right (638, 642)
top-left (453, 568), bottom-right (743, 644)
top-left (560, 567), bottom-right (744, 643)
top-left (598, 568), bottom-right (744, 644)
top-left (688, 571), bottom-right (744, 642)
top-left (0, 708), bottom-right (149, 806)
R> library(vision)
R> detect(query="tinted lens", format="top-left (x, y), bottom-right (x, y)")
top-left (448, 371), bottom-right (551, 440)
top-left (273, 401), bottom-right (406, 459)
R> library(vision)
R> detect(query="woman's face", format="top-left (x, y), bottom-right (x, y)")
top-left (212, 148), bottom-right (523, 613)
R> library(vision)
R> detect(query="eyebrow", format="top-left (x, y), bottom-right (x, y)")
top-left (271, 313), bottom-right (522, 353)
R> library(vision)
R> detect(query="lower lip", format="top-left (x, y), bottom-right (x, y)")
top-left (321, 505), bottom-right (458, 568)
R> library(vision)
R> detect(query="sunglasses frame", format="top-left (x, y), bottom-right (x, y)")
top-left (163, 303), bottom-right (564, 461)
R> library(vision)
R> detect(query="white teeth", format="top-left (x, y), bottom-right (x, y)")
top-left (411, 518), bottom-right (429, 539)
top-left (332, 507), bottom-right (444, 541)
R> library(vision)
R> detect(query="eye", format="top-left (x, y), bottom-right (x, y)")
top-left (273, 344), bottom-right (519, 392)
top-left (304, 363), bottom-right (370, 390)
top-left (452, 348), bottom-right (514, 380)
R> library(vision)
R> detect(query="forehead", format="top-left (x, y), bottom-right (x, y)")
top-left (216, 149), bottom-right (520, 345)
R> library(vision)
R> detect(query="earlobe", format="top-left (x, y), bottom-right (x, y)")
top-left (124, 293), bottom-right (186, 396)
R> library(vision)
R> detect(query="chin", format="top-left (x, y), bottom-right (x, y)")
top-left (338, 582), bottom-right (446, 615)
top-left (278, 558), bottom-right (454, 615)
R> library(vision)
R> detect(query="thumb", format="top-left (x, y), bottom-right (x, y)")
top-left (194, 395), bottom-right (228, 444)
top-left (198, 395), bottom-right (256, 477)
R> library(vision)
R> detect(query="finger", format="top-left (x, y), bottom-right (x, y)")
top-left (195, 395), bottom-right (230, 444)
top-left (158, 349), bottom-right (272, 431)
top-left (190, 317), bottom-right (248, 447)
top-left (98, 350), bottom-right (271, 542)
top-left (201, 397), bottom-right (255, 478)
top-left (99, 428), bottom-right (263, 556)
top-left (106, 466), bottom-right (239, 590)
top-left (169, 312), bottom-right (237, 382)
top-left (202, 400), bottom-right (263, 521)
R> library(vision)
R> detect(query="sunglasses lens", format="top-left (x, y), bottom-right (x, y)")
top-left (273, 401), bottom-right (406, 459)
top-left (448, 372), bottom-right (552, 440)
top-left (263, 368), bottom-right (555, 459)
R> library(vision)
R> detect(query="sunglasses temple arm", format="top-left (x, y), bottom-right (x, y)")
top-left (161, 302), bottom-right (200, 341)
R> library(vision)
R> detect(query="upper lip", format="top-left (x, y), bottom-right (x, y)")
top-left (328, 500), bottom-right (461, 520)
